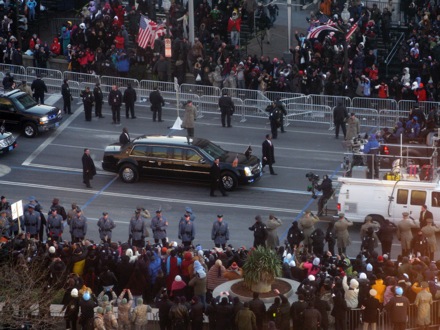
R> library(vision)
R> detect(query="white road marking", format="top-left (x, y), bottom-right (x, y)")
top-left (22, 105), bottom-right (84, 166)
top-left (0, 165), bottom-right (11, 177)
top-left (0, 179), bottom-right (303, 213)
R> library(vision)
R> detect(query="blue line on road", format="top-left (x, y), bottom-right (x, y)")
top-left (11, 165), bottom-right (80, 175)
top-left (81, 176), bottom-right (118, 211)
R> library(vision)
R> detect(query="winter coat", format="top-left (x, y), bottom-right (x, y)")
top-left (178, 219), bottom-right (195, 242)
top-left (123, 86), bottom-right (137, 105)
top-left (151, 215), bottom-right (168, 240)
top-left (182, 104), bottom-right (197, 129)
top-left (342, 276), bottom-right (359, 309)
top-left (211, 220), bottom-right (230, 245)
top-left (71, 215), bottom-right (87, 239)
top-left (189, 273), bottom-right (207, 296)
top-left (345, 116), bottom-right (360, 141)
top-left (421, 224), bottom-right (440, 253)
top-left (397, 218), bottom-right (419, 250)
top-left (266, 217), bottom-right (282, 249)
top-left (334, 218), bottom-right (353, 248)
top-left (415, 289), bottom-right (432, 326)
top-left (207, 263), bottom-right (228, 291)
top-left (385, 295), bottom-right (410, 323)
top-left (235, 307), bottom-right (256, 330)
top-left (298, 214), bottom-right (318, 247)
top-left (131, 304), bottom-right (152, 326)
top-left (361, 295), bottom-right (380, 323)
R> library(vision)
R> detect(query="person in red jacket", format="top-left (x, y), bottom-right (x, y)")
top-left (227, 10), bottom-right (241, 47)
top-left (114, 31), bottom-right (125, 50)
top-left (50, 37), bottom-right (61, 56)
top-left (376, 81), bottom-right (389, 98)
top-left (415, 83), bottom-right (427, 102)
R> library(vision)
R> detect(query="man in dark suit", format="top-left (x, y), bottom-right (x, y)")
top-left (218, 91), bottom-right (235, 127)
top-left (31, 74), bottom-right (48, 104)
top-left (419, 204), bottom-right (433, 228)
top-left (82, 148), bottom-right (96, 188)
top-left (262, 134), bottom-right (277, 175)
top-left (149, 86), bottom-right (165, 122)
top-left (210, 158), bottom-right (227, 197)
top-left (119, 127), bottom-right (130, 145)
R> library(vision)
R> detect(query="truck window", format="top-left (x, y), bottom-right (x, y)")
top-left (410, 190), bottom-right (426, 206)
top-left (396, 189), bottom-right (408, 204)
top-left (432, 192), bottom-right (440, 207)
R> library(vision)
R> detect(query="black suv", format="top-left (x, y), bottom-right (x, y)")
top-left (0, 89), bottom-right (63, 138)
top-left (102, 135), bottom-right (262, 190)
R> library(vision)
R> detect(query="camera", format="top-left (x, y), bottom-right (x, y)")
top-left (306, 172), bottom-right (320, 199)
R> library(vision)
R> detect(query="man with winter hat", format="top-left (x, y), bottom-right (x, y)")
top-left (62, 288), bottom-right (80, 330)
top-left (249, 215), bottom-right (268, 248)
top-left (360, 289), bottom-right (381, 329)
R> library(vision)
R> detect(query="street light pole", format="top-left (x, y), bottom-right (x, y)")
top-left (287, 0), bottom-right (292, 51)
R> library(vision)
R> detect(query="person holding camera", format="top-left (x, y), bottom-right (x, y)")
top-left (334, 213), bottom-right (353, 255)
top-left (299, 210), bottom-right (319, 253)
top-left (317, 175), bottom-right (333, 216)
top-left (218, 91), bottom-right (235, 128)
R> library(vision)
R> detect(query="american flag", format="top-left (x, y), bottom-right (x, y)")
top-left (345, 16), bottom-right (363, 41)
top-left (307, 24), bottom-right (340, 39)
top-left (138, 15), bottom-right (157, 49)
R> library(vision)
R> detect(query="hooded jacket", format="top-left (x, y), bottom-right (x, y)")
top-left (342, 276), bottom-right (359, 308)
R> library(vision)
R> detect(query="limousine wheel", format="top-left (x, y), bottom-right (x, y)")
top-left (221, 171), bottom-right (237, 191)
top-left (119, 164), bottom-right (139, 183)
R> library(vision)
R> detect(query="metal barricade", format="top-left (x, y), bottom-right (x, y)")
top-left (197, 95), bottom-right (244, 120)
top-left (25, 67), bottom-right (63, 80)
top-left (281, 96), bottom-right (309, 127)
top-left (379, 109), bottom-right (410, 128)
top-left (398, 100), bottom-right (440, 115)
top-left (308, 94), bottom-right (352, 109)
top-left (0, 64), bottom-right (26, 75)
top-left (100, 76), bottom-right (139, 89)
top-left (285, 103), bottom-right (333, 128)
top-left (39, 78), bottom-right (64, 95)
top-left (346, 107), bottom-right (380, 130)
top-left (352, 97), bottom-right (398, 111)
top-left (68, 81), bottom-right (81, 98)
top-left (222, 88), bottom-right (270, 103)
top-left (241, 98), bottom-right (272, 122)
top-left (180, 84), bottom-right (221, 97)
top-left (63, 72), bottom-right (100, 85)
top-left (265, 91), bottom-right (305, 101)
top-left (140, 80), bottom-right (176, 93)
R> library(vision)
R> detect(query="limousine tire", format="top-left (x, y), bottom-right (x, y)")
top-left (221, 171), bottom-right (237, 191)
top-left (119, 164), bottom-right (139, 183)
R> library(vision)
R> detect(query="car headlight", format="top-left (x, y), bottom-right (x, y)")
top-left (58, 109), bottom-right (62, 116)
top-left (0, 139), bottom-right (7, 148)
top-left (244, 166), bottom-right (252, 176)
top-left (40, 116), bottom-right (48, 124)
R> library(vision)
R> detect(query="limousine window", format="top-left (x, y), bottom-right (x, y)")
top-left (186, 149), bottom-right (202, 162)
top-left (131, 145), bottom-right (148, 156)
top-left (197, 140), bottom-right (226, 159)
top-left (410, 190), bottom-right (426, 206)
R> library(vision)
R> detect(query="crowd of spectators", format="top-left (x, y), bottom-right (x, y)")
top-left (2, 194), bottom-right (440, 329)
top-left (1, 0), bottom-right (440, 104)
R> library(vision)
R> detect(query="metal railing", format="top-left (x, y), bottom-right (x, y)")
top-left (384, 32), bottom-right (406, 78)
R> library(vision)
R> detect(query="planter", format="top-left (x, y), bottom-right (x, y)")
top-left (251, 280), bottom-right (272, 293)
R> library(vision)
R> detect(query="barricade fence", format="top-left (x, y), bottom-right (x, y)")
top-left (4, 69), bottom-right (440, 128)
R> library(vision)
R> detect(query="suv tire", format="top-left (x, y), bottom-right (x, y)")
top-left (23, 122), bottom-right (38, 138)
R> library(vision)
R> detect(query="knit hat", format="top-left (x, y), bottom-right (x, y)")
top-left (369, 289), bottom-right (377, 296)
top-left (313, 257), bottom-right (320, 266)
top-left (289, 260), bottom-right (296, 267)
top-left (359, 273), bottom-right (367, 279)
top-left (49, 246), bottom-right (56, 254)
top-left (366, 263), bottom-right (373, 271)
top-left (194, 260), bottom-right (203, 273)
top-left (121, 298), bottom-right (127, 304)
top-left (197, 269), bottom-right (207, 279)
top-left (96, 307), bottom-right (103, 314)
top-left (231, 262), bottom-right (239, 270)
top-left (83, 292), bottom-right (90, 301)
top-left (215, 259), bottom-right (223, 266)
top-left (71, 288), bottom-right (78, 298)
top-left (175, 275), bottom-right (182, 282)
top-left (395, 286), bottom-right (403, 295)
top-left (308, 275), bottom-right (315, 281)
top-left (350, 279), bottom-right (359, 289)
top-left (377, 255), bottom-right (384, 262)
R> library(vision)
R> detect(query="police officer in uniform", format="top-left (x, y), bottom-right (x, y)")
top-left (80, 86), bottom-right (95, 122)
top-left (23, 204), bottom-right (41, 239)
top-left (211, 214), bottom-right (230, 249)
top-left (249, 215), bottom-right (268, 248)
top-left (218, 91), bottom-right (235, 127)
top-left (93, 82), bottom-right (104, 118)
top-left (178, 213), bottom-right (195, 248)
top-left (129, 208), bottom-right (147, 248)
top-left (97, 212), bottom-right (116, 244)
top-left (61, 79), bottom-right (73, 114)
top-left (71, 208), bottom-right (88, 242)
top-left (47, 207), bottom-right (63, 242)
top-left (151, 210), bottom-right (168, 246)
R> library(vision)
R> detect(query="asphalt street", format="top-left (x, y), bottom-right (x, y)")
top-left (0, 96), bottom-right (409, 259)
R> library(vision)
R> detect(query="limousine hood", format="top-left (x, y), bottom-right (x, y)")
top-left (220, 152), bottom-right (259, 166)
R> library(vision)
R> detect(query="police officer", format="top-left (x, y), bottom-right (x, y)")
top-left (97, 212), bottom-right (116, 244)
top-left (211, 214), bottom-right (230, 249)
top-left (151, 210), bottom-right (168, 246)
top-left (149, 86), bottom-right (165, 122)
top-left (249, 215), bottom-right (268, 248)
top-left (129, 208), bottom-right (146, 248)
top-left (178, 213), bottom-right (195, 248)
top-left (71, 208), bottom-right (87, 242)
top-left (93, 82), bottom-right (104, 118)
top-left (123, 82), bottom-right (137, 119)
top-left (47, 207), bottom-right (63, 242)
top-left (274, 97), bottom-right (287, 133)
top-left (61, 79), bottom-right (73, 114)
top-left (363, 134), bottom-right (380, 179)
top-left (218, 91), bottom-right (235, 127)
top-left (108, 85), bottom-right (123, 125)
top-left (23, 204), bottom-right (41, 239)
top-left (80, 86), bottom-right (94, 122)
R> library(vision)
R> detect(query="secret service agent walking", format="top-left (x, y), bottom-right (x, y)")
top-left (129, 208), bottom-right (147, 248)
top-left (211, 214), bottom-right (230, 249)
top-left (151, 210), bottom-right (168, 246)
top-left (82, 148), bottom-right (96, 188)
top-left (249, 215), bottom-right (268, 248)
top-left (31, 74), bottom-right (48, 104)
top-left (108, 85), bottom-right (123, 125)
top-left (93, 82), bottom-right (104, 118)
top-left (97, 212), bottom-right (116, 243)
top-left (149, 86), bottom-right (165, 122)
top-left (218, 91), bottom-right (235, 127)
top-left (123, 82), bottom-right (137, 119)
top-left (262, 134), bottom-right (276, 175)
top-left (80, 86), bottom-right (94, 122)
top-left (333, 101), bottom-right (348, 139)
top-left (210, 158), bottom-right (227, 197)
top-left (61, 79), bottom-right (73, 114)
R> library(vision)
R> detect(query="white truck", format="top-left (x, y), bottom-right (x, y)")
top-left (336, 176), bottom-right (440, 225)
